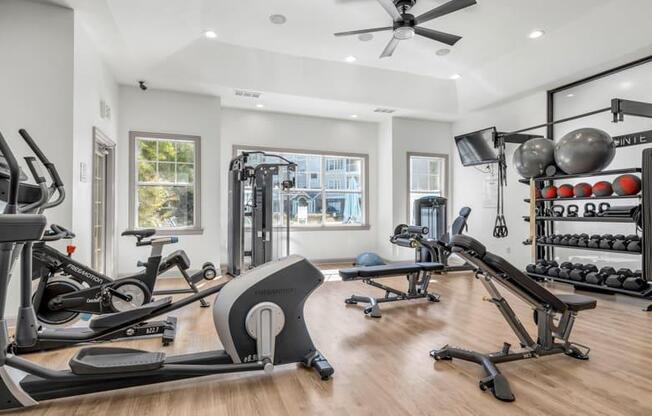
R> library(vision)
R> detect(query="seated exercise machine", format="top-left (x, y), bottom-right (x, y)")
top-left (0, 131), bottom-right (333, 411)
top-left (340, 225), bottom-right (445, 318)
top-left (430, 234), bottom-right (597, 402)
top-left (412, 196), bottom-right (474, 272)
top-left (0, 130), bottom-right (214, 352)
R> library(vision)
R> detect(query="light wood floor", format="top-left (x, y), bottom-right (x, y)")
top-left (10, 268), bottom-right (652, 416)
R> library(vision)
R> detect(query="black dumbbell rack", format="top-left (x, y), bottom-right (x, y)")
top-left (521, 156), bottom-right (649, 304)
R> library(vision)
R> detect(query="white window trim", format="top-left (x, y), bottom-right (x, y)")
top-left (234, 145), bottom-right (370, 231)
top-left (407, 152), bottom-right (449, 224)
top-left (129, 131), bottom-right (203, 235)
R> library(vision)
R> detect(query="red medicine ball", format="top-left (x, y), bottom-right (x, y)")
top-left (573, 182), bottom-right (593, 198)
top-left (558, 184), bottom-right (574, 198)
top-left (592, 181), bottom-right (613, 197)
top-left (613, 174), bottom-right (642, 196)
top-left (541, 186), bottom-right (558, 199)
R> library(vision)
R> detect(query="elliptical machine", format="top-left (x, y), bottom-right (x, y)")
top-left (1, 130), bottom-right (213, 352)
top-left (0, 130), bottom-right (333, 411)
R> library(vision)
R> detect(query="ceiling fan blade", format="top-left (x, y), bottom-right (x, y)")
top-left (380, 36), bottom-right (400, 58)
top-left (376, 0), bottom-right (402, 21)
top-left (415, 0), bottom-right (477, 25)
top-left (334, 26), bottom-right (393, 37)
top-left (414, 27), bottom-right (462, 46)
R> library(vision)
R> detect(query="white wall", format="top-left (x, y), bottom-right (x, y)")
top-left (72, 16), bottom-right (119, 273)
top-left (117, 87), bottom-right (221, 273)
top-left (376, 118), bottom-right (454, 261)
top-left (452, 92), bottom-right (547, 269)
top-left (0, 0), bottom-right (74, 317)
top-left (220, 108), bottom-right (379, 262)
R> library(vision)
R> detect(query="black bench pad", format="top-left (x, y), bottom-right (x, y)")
top-left (339, 262), bottom-right (444, 281)
top-left (556, 294), bottom-right (597, 312)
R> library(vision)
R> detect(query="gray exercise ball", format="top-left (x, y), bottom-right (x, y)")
top-left (554, 128), bottom-right (615, 174)
top-left (512, 137), bottom-right (555, 178)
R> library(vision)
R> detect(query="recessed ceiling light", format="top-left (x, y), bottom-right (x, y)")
top-left (256, 104), bottom-right (264, 108)
top-left (436, 48), bottom-right (451, 56)
top-left (358, 33), bottom-right (374, 42)
top-left (269, 14), bottom-right (287, 25)
top-left (350, 114), bottom-right (358, 119)
top-left (345, 56), bottom-right (357, 63)
top-left (566, 93), bottom-right (575, 98)
top-left (528, 29), bottom-right (545, 39)
top-left (450, 73), bottom-right (461, 80)
top-left (203, 30), bottom-right (217, 39)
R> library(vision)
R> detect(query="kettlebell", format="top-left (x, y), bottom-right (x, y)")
top-left (577, 233), bottom-right (590, 247)
top-left (584, 203), bottom-right (596, 217)
top-left (599, 234), bottom-right (614, 250)
top-left (566, 205), bottom-right (579, 217)
top-left (549, 205), bottom-right (565, 217)
top-left (597, 202), bottom-right (611, 216)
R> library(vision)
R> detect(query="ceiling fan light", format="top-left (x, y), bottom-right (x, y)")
top-left (393, 27), bottom-right (415, 40)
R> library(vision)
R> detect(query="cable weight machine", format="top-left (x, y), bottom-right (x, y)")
top-left (227, 152), bottom-right (296, 276)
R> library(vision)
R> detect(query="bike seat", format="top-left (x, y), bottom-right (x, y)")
top-left (121, 229), bottom-right (156, 239)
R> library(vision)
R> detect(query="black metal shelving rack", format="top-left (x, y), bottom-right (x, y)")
top-left (496, 98), bottom-right (652, 309)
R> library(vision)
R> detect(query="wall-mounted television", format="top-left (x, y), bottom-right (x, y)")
top-left (454, 127), bottom-right (499, 166)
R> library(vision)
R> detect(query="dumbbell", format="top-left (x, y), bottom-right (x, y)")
top-left (534, 260), bottom-right (558, 275)
top-left (627, 235), bottom-right (642, 252)
top-left (560, 234), bottom-right (573, 245)
top-left (553, 234), bottom-right (564, 245)
top-left (587, 234), bottom-right (601, 248)
top-left (536, 235), bottom-right (547, 245)
top-left (545, 234), bottom-right (556, 244)
top-left (612, 234), bottom-right (630, 251)
top-left (583, 203), bottom-right (597, 217)
top-left (566, 204), bottom-right (579, 217)
top-left (526, 263), bottom-right (537, 273)
top-left (567, 234), bottom-right (582, 246)
top-left (605, 268), bottom-right (634, 288)
top-left (570, 264), bottom-right (598, 282)
top-left (586, 266), bottom-right (616, 285)
top-left (577, 234), bottom-right (590, 247)
top-left (558, 262), bottom-right (574, 279)
top-left (599, 234), bottom-right (615, 250)
top-left (623, 269), bottom-right (647, 292)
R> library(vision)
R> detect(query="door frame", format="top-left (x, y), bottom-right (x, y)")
top-left (92, 127), bottom-right (117, 277)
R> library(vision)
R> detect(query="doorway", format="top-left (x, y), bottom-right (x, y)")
top-left (92, 127), bottom-right (116, 276)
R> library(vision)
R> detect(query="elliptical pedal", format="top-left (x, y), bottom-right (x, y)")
top-left (70, 347), bottom-right (166, 375)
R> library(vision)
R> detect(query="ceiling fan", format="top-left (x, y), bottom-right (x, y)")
top-left (334, 0), bottom-right (477, 58)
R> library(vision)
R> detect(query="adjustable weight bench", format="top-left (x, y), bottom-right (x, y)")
top-left (339, 262), bottom-right (444, 317)
top-left (430, 235), bottom-right (597, 402)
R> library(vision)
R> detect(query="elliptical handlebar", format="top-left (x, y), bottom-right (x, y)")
top-left (41, 224), bottom-right (75, 242)
top-left (17, 129), bottom-right (66, 211)
top-left (0, 132), bottom-right (21, 214)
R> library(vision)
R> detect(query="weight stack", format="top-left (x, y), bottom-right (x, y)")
top-left (644, 149), bottom-right (651, 283)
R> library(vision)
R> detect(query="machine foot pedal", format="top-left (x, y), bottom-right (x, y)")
top-left (479, 374), bottom-right (514, 402)
top-left (70, 347), bottom-right (166, 375)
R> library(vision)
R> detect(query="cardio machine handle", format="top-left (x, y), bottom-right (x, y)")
top-left (136, 236), bottom-right (179, 247)
top-left (18, 129), bottom-right (64, 188)
top-left (0, 131), bottom-right (20, 213)
top-left (41, 224), bottom-right (75, 241)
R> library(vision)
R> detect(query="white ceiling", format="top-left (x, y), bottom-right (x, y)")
top-left (53, 0), bottom-right (652, 121)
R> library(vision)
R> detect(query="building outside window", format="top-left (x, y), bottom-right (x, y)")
top-left (235, 147), bottom-right (368, 228)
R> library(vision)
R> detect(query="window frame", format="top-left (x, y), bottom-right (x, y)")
top-left (129, 131), bottom-right (203, 235)
top-left (233, 145), bottom-right (370, 231)
top-left (407, 152), bottom-right (449, 224)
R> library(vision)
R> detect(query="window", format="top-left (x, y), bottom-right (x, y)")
top-left (408, 153), bottom-right (447, 224)
top-left (129, 132), bottom-right (201, 234)
top-left (235, 147), bottom-right (368, 229)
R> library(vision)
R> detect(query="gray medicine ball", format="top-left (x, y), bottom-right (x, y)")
top-left (512, 137), bottom-right (555, 178)
top-left (554, 128), bottom-right (615, 174)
